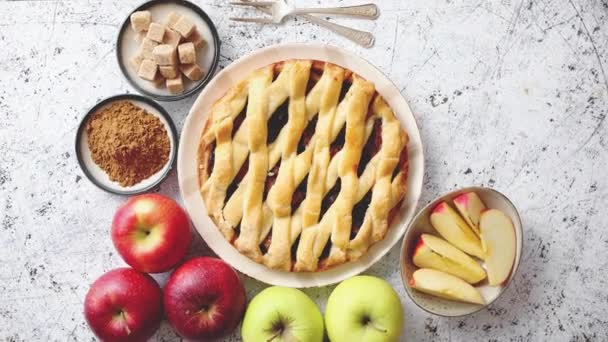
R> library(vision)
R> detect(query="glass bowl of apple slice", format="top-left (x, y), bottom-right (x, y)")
top-left (400, 186), bottom-right (523, 316)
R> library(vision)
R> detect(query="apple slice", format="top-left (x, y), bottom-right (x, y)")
top-left (412, 234), bottom-right (486, 284)
top-left (479, 209), bottom-right (516, 286)
top-left (410, 269), bottom-right (485, 305)
top-left (429, 202), bottom-right (485, 259)
top-left (453, 192), bottom-right (486, 236)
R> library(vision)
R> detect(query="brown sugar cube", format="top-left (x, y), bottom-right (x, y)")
top-left (180, 63), bottom-right (204, 81)
top-left (150, 73), bottom-right (165, 88)
top-left (153, 44), bottom-right (177, 66)
top-left (163, 28), bottom-right (182, 48)
top-left (146, 23), bottom-right (165, 43)
top-left (178, 42), bottom-right (196, 64)
top-left (129, 52), bottom-right (144, 71)
top-left (173, 16), bottom-right (195, 38)
top-left (130, 11), bottom-right (151, 32)
top-left (166, 11), bottom-right (180, 28)
top-left (139, 37), bottom-right (158, 59)
top-left (166, 75), bottom-right (184, 94)
top-left (137, 59), bottom-right (157, 81)
top-left (186, 29), bottom-right (206, 49)
top-left (159, 64), bottom-right (179, 79)
top-left (134, 31), bottom-right (146, 44)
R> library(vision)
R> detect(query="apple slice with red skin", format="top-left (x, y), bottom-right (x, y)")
top-left (453, 192), bottom-right (486, 236)
top-left (163, 257), bottom-right (246, 340)
top-left (410, 268), bottom-right (484, 305)
top-left (429, 202), bottom-right (485, 259)
top-left (412, 234), bottom-right (486, 284)
top-left (84, 268), bottom-right (162, 342)
top-left (112, 194), bottom-right (192, 273)
top-left (479, 209), bottom-right (516, 285)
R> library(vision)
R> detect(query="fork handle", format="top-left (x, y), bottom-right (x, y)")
top-left (300, 14), bottom-right (375, 48)
top-left (294, 4), bottom-right (380, 19)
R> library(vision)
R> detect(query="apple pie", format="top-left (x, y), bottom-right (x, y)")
top-left (198, 60), bottom-right (409, 272)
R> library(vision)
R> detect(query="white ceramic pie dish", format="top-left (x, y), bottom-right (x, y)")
top-left (178, 43), bottom-right (424, 287)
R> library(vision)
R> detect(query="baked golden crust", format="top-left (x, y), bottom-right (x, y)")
top-left (197, 60), bottom-right (409, 272)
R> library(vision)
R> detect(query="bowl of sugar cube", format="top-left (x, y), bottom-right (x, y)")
top-left (117, 0), bottom-right (220, 101)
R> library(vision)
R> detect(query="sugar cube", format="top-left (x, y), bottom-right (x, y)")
top-left (153, 44), bottom-right (177, 66)
top-left (134, 31), bottom-right (146, 44)
top-left (178, 42), bottom-right (196, 64)
top-left (139, 37), bottom-right (158, 60)
top-left (173, 16), bottom-right (195, 38)
top-left (149, 73), bottom-right (165, 88)
top-left (166, 75), bottom-right (184, 94)
top-left (163, 28), bottom-right (181, 48)
top-left (186, 29), bottom-right (206, 49)
top-left (129, 52), bottom-right (144, 71)
top-left (159, 64), bottom-right (179, 79)
top-left (130, 11), bottom-right (151, 32)
top-left (146, 23), bottom-right (165, 43)
top-left (166, 11), bottom-right (180, 28)
top-left (180, 63), bottom-right (205, 81)
top-left (137, 59), bottom-right (157, 81)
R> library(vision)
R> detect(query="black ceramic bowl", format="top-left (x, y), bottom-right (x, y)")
top-left (75, 94), bottom-right (178, 195)
top-left (116, 0), bottom-right (220, 101)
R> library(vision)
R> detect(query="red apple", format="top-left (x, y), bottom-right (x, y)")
top-left (112, 194), bottom-right (192, 273)
top-left (84, 268), bottom-right (162, 342)
top-left (412, 234), bottom-right (486, 284)
top-left (429, 201), bottom-right (484, 259)
top-left (453, 192), bottom-right (486, 235)
top-left (163, 257), bottom-right (246, 340)
top-left (479, 209), bottom-right (516, 285)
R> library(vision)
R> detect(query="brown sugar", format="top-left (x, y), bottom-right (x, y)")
top-left (86, 101), bottom-right (170, 187)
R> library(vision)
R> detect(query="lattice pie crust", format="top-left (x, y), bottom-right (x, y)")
top-left (198, 60), bottom-right (409, 272)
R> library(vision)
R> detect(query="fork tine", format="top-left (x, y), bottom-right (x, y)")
top-left (229, 17), bottom-right (275, 24)
top-left (230, 1), bottom-right (275, 7)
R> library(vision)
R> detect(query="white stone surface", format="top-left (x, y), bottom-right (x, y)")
top-left (1, 0), bottom-right (607, 341)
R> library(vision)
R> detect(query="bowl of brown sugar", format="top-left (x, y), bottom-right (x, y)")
top-left (76, 94), bottom-right (177, 195)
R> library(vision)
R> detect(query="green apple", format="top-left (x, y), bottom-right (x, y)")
top-left (325, 276), bottom-right (403, 342)
top-left (241, 286), bottom-right (324, 342)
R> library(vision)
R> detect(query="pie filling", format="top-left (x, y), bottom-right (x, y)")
top-left (198, 60), bottom-right (409, 272)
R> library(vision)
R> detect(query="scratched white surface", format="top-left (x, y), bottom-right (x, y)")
top-left (1, 0), bottom-right (607, 341)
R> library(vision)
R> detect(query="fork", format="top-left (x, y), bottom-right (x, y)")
top-left (230, 0), bottom-right (376, 47)
top-left (230, 1), bottom-right (380, 23)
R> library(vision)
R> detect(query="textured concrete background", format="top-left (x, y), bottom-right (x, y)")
top-left (1, 0), bottom-right (607, 341)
